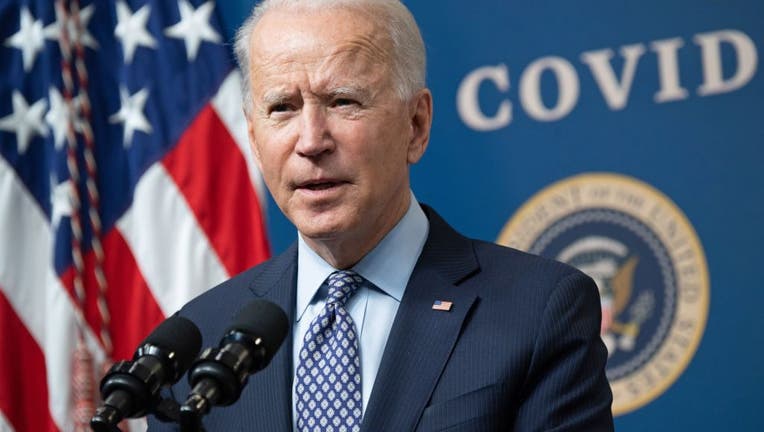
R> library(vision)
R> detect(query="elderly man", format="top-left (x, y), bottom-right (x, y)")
top-left (148, 0), bottom-right (613, 431)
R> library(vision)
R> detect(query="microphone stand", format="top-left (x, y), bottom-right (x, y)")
top-left (90, 357), bottom-right (183, 432)
top-left (179, 395), bottom-right (208, 432)
top-left (176, 342), bottom-right (233, 432)
top-left (175, 300), bottom-right (288, 432)
top-left (90, 395), bottom-right (181, 431)
top-left (177, 333), bottom-right (267, 432)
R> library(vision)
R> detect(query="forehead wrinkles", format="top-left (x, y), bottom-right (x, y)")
top-left (318, 36), bottom-right (392, 83)
top-left (334, 30), bottom-right (392, 69)
top-left (249, 7), bottom-right (394, 92)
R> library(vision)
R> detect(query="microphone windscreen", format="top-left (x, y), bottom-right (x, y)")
top-left (141, 315), bottom-right (203, 373)
top-left (226, 300), bottom-right (289, 361)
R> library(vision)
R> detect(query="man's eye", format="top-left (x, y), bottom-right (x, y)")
top-left (332, 98), bottom-right (358, 107)
top-left (270, 103), bottom-right (292, 113)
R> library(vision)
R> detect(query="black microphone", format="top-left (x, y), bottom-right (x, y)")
top-left (91, 315), bottom-right (202, 431)
top-left (180, 300), bottom-right (288, 425)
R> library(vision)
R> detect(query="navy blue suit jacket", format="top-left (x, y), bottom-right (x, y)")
top-left (148, 205), bottom-right (613, 431)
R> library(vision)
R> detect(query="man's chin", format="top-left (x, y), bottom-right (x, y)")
top-left (293, 212), bottom-right (352, 242)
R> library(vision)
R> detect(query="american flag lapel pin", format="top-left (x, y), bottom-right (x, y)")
top-left (432, 300), bottom-right (453, 311)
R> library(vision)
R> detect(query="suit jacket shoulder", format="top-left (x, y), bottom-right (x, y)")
top-left (367, 205), bottom-right (613, 431)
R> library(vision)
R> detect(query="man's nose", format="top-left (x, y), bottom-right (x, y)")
top-left (295, 105), bottom-right (333, 157)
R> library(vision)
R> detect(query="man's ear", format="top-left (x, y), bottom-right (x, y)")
top-left (246, 113), bottom-right (263, 171)
top-left (407, 88), bottom-right (433, 164)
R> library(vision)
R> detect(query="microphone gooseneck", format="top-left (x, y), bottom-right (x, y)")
top-left (91, 315), bottom-right (202, 431)
top-left (179, 300), bottom-right (289, 427)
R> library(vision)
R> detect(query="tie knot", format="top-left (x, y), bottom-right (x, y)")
top-left (325, 270), bottom-right (363, 306)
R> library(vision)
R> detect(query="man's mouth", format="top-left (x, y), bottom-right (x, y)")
top-left (304, 182), bottom-right (336, 191)
top-left (296, 179), bottom-right (345, 191)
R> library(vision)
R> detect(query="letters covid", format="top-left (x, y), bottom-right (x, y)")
top-left (456, 29), bottom-right (758, 131)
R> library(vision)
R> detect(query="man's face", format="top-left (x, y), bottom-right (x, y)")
top-left (246, 7), bottom-right (431, 263)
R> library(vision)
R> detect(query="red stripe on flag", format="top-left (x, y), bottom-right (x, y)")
top-left (0, 290), bottom-right (60, 432)
top-left (61, 229), bottom-right (166, 361)
top-left (162, 105), bottom-right (270, 276)
top-left (101, 231), bottom-right (166, 361)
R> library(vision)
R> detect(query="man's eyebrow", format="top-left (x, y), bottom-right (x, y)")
top-left (261, 90), bottom-right (293, 105)
top-left (259, 86), bottom-right (370, 105)
top-left (326, 86), bottom-right (369, 100)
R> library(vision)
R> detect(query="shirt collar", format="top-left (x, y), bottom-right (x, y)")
top-left (295, 192), bottom-right (429, 322)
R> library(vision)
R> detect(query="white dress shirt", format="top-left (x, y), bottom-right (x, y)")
top-left (292, 193), bottom-right (429, 429)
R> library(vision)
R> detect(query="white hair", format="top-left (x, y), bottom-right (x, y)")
top-left (233, 0), bottom-right (426, 114)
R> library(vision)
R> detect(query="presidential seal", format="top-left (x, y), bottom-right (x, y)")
top-left (497, 173), bottom-right (709, 416)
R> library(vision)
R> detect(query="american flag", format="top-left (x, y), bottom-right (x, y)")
top-left (0, 1), bottom-right (270, 431)
top-left (432, 300), bottom-right (452, 311)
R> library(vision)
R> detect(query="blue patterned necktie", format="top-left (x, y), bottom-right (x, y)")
top-left (296, 270), bottom-right (364, 432)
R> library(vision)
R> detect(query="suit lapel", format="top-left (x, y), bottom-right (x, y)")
top-left (361, 206), bottom-right (480, 431)
top-left (232, 244), bottom-right (298, 431)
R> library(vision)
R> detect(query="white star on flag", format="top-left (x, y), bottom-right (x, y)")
top-left (4, 7), bottom-right (45, 72)
top-left (45, 87), bottom-right (81, 150)
top-left (109, 86), bottom-right (153, 147)
top-left (0, 90), bottom-right (48, 154)
top-left (164, 0), bottom-right (221, 61)
top-left (115, 1), bottom-right (157, 63)
top-left (50, 177), bottom-right (75, 230)
top-left (44, 3), bottom-right (99, 50)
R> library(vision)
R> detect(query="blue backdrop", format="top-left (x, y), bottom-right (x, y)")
top-left (218, 1), bottom-right (762, 430)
